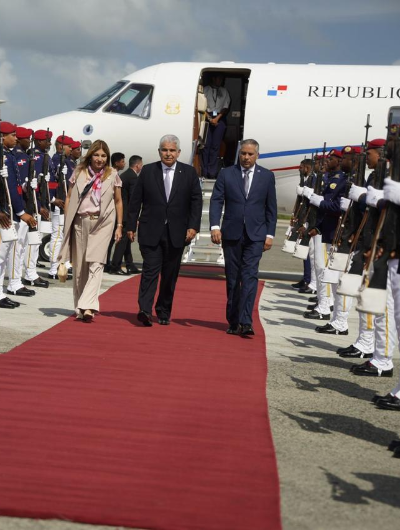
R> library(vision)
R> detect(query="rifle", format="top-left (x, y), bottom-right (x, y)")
top-left (327, 115), bottom-right (371, 270)
top-left (38, 128), bottom-right (51, 212)
top-left (0, 124), bottom-right (6, 214)
top-left (357, 107), bottom-right (400, 314)
top-left (25, 134), bottom-right (41, 245)
top-left (0, 121), bottom-right (18, 241)
top-left (56, 131), bottom-right (67, 213)
top-left (293, 143), bottom-right (326, 259)
top-left (282, 156), bottom-right (310, 253)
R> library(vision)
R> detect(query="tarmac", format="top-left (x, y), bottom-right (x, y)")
top-left (1, 223), bottom-right (400, 530)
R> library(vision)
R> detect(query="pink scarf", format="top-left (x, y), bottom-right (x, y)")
top-left (88, 166), bottom-right (103, 207)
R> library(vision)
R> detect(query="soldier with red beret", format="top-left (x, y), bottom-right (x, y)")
top-left (0, 122), bottom-right (37, 307)
top-left (48, 134), bottom-right (74, 279)
top-left (13, 128), bottom-right (49, 289)
top-left (304, 148), bottom-right (347, 321)
top-left (70, 141), bottom-right (82, 166)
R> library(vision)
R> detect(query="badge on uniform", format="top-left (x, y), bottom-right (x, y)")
top-left (330, 183), bottom-right (337, 189)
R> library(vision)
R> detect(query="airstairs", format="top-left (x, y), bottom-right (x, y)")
top-left (182, 179), bottom-right (224, 266)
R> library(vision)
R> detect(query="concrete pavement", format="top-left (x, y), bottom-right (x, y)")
top-left (1, 241), bottom-right (399, 529)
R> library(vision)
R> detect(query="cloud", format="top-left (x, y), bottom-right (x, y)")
top-left (0, 47), bottom-right (17, 101)
top-left (28, 52), bottom-right (136, 100)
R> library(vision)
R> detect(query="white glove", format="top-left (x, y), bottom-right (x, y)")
top-left (285, 226), bottom-right (292, 236)
top-left (348, 184), bottom-right (367, 202)
top-left (366, 185), bottom-right (384, 208)
top-left (62, 165), bottom-right (68, 176)
top-left (303, 222), bottom-right (309, 230)
top-left (310, 193), bottom-right (323, 207)
top-left (30, 177), bottom-right (38, 189)
top-left (383, 178), bottom-right (400, 206)
top-left (296, 185), bottom-right (304, 196)
top-left (340, 197), bottom-right (351, 211)
top-left (0, 167), bottom-right (8, 178)
top-left (303, 186), bottom-right (314, 199)
top-left (45, 174), bottom-right (50, 182)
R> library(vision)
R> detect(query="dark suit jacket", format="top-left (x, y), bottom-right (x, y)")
top-left (127, 161), bottom-right (202, 248)
top-left (119, 167), bottom-right (138, 223)
top-left (209, 163), bottom-right (277, 241)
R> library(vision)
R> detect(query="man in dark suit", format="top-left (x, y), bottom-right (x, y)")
top-left (209, 139), bottom-right (277, 336)
top-left (127, 135), bottom-right (202, 326)
top-left (110, 155), bottom-right (143, 275)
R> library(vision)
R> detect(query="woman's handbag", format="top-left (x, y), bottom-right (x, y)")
top-left (57, 262), bottom-right (68, 283)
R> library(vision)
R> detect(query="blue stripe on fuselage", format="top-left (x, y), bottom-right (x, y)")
top-left (259, 146), bottom-right (345, 159)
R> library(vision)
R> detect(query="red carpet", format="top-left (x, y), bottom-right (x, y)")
top-left (0, 276), bottom-right (281, 530)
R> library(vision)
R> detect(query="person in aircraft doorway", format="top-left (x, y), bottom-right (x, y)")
top-left (201, 73), bottom-right (231, 179)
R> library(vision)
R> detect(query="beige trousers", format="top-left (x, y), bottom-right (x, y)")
top-left (71, 216), bottom-right (104, 313)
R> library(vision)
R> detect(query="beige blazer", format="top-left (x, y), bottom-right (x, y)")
top-left (58, 168), bottom-right (119, 264)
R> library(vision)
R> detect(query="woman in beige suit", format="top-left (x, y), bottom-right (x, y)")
top-left (59, 140), bottom-right (123, 322)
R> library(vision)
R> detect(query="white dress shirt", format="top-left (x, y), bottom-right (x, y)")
top-left (161, 162), bottom-right (177, 185)
top-left (204, 85), bottom-right (231, 113)
top-left (211, 164), bottom-right (274, 239)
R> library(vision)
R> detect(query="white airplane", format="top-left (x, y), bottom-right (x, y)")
top-left (24, 61), bottom-right (400, 212)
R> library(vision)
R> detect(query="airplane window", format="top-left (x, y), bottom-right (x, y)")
top-left (104, 84), bottom-right (153, 119)
top-left (78, 81), bottom-right (128, 112)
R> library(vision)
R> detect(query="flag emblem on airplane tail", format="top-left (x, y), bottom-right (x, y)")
top-left (267, 85), bottom-right (288, 96)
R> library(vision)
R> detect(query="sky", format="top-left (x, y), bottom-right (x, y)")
top-left (0, 0), bottom-right (400, 124)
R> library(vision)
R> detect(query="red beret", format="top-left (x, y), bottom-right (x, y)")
top-left (16, 127), bottom-right (33, 140)
top-left (0, 121), bottom-right (17, 134)
top-left (56, 135), bottom-right (73, 145)
top-left (328, 149), bottom-right (342, 158)
top-left (71, 140), bottom-right (81, 149)
top-left (315, 154), bottom-right (327, 160)
top-left (367, 139), bottom-right (385, 150)
top-left (341, 145), bottom-right (362, 155)
top-left (34, 129), bottom-right (53, 140)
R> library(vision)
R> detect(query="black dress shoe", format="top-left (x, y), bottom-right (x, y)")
top-left (299, 287), bottom-right (317, 294)
top-left (315, 323), bottom-right (348, 335)
top-left (7, 286), bottom-right (35, 297)
top-left (110, 268), bottom-right (127, 276)
top-left (291, 280), bottom-right (307, 290)
top-left (308, 296), bottom-right (318, 303)
top-left (36, 261), bottom-right (45, 268)
top-left (371, 393), bottom-right (393, 404)
top-left (126, 265), bottom-right (140, 274)
top-left (158, 318), bottom-right (170, 325)
top-left (226, 326), bottom-right (240, 335)
top-left (376, 395), bottom-right (400, 410)
top-left (338, 345), bottom-right (372, 358)
top-left (68, 267), bottom-right (73, 274)
top-left (240, 324), bottom-right (255, 336)
top-left (137, 310), bottom-right (152, 327)
top-left (303, 309), bottom-right (330, 320)
top-left (0, 297), bottom-right (20, 309)
top-left (388, 439), bottom-right (400, 451)
top-left (351, 361), bottom-right (393, 377)
top-left (22, 277), bottom-right (49, 288)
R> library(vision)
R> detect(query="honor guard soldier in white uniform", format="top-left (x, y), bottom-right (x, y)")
top-left (348, 139), bottom-right (397, 377)
top-left (48, 134), bottom-right (74, 279)
top-left (0, 122), bottom-right (37, 302)
top-left (375, 125), bottom-right (400, 408)
top-left (304, 149), bottom-right (346, 320)
top-left (315, 146), bottom-right (362, 336)
top-left (14, 127), bottom-right (49, 288)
